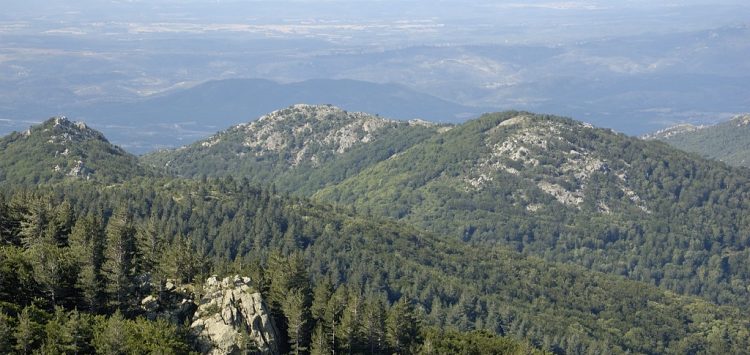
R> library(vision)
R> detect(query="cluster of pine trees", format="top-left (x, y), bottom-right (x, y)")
top-left (0, 185), bottom-right (543, 354)
top-left (0, 193), bottom-right (195, 352)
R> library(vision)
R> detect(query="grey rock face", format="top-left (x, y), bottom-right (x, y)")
top-left (190, 275), bottom-right (280, 355)
top-left (140, 280), bottom-right (198, 325)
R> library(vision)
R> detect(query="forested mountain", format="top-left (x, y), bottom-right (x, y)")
top-left (0, 117), bottom-right (147, 185)
top-left (645, 114), bottom-right (750, 167)
top-left (317, 112), bottom-right (750, 309)
top-left (4, 109), bottom-right (750, 353)
top-left (151, 107), bottom-right (750, 311)
top-left (143, 104), bottom-right (445, 195)
top-left (2, 178), bottom-right (749, 354)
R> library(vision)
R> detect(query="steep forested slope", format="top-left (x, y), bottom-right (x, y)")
top-left (0, 117), bottom-right (147, 185)
top-left (2, 178), bottom-right (748, 354)
top-left (316, 111), bottom-right (750, 308)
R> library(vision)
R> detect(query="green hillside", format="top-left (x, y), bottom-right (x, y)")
top-left (142, 104), bottom-right (444, 195)
top-left (647, 114), bottom-right (750, 167)
top-left (5, 110), bottom-right (750, 353)
top-left (0, 117), bottom-right (147, 185)
top-left (3, 178), bottom-right (748, 354)
top-left (315, 111), bottom-right (750, 309)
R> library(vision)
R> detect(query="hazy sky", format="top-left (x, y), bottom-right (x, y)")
top-left (3, 0), bottom-right (748, 46)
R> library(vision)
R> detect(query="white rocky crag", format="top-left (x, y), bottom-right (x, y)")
top-left (239, 104), bottom-right (396, 166)
top-left (190, 275), bottom-right (280, 355)
top-left (45, 116), bottom-right (107, 143)
top-left (641, 123), bottom-right (705, 140)
top-left (732, 113), bottom-right (750, 127)
top-left (465, 115), bottom-right (650, 213)
top-left (139, 275), bottom-right (279, 355)
top-left (194, 104), bottom-right (434, 167)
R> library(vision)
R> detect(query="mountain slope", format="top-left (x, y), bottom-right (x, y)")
top-left (0, 117), bottom-right (146, 184)
top-left (142, 104), bottom-right (445, 194)
top-left (646, 114), bottom-right (750, 167)
top-left (22, 177), bottom-right (750, 354)
top-left (69, 78), bottom-right (486, 153)
top-left (315, 111), bottom-right (750, 308)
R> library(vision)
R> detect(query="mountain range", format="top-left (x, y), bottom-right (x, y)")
top-left (1, 78), bottom-right (490, 154)
top-left (144, 105), bottom-right (750, 311)
top-left (4, 105), bottom-right (750, 353)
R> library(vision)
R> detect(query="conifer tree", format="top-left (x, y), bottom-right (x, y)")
top-left (41, 307), bottom-right (76, 354)
top-left (283, 288), bottom-right (311, 355)
top-left (0, 195), bottom-right (21, 245)
top-left (14, 306), bottom-right (42, 354)
top-left (159, 236), bottom-right (206, 284)
top-left (136, 214), bottom-right (162, 274)
top-left (103, 207), bottom-right (138, 313)
top-left (19, 196), bottom-right (52, 248)
top-left (310, 322), bottom-right (331, 355)
top-left (0, 311), bottom-right (14, 354)
top-left (311, 277), bottom-right (333, 322)
top-left (27, 242), bottom-right (79, 307)
top-left (386, 299), bottom-right (421, 354)
top-left (267, 251), bottom-right (312, 354)
top-left (45, 200), bottom-right (74, 247)
top-left (338, 291), bottom-right (363, 354)
top-left (324, 285), bottom-right (349, 354)
top-left (92, 311), bottom-right (127, 354)
top-left (362, 297), bottom-right (386, 354)
top-left (69, 213), bottom-right (107, 312)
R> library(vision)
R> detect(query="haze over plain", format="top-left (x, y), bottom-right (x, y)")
top-left (1, 0), bottom-right (748, 152)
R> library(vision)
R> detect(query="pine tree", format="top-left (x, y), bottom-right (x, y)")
top-left (103, 208), bottom-right (138, 313)
top-left (136, 214), bottom-right (162, 274)
top-left (92, 311), bottom-right (128, 355)
top-left (65, 309), bottom-right (94, 354)
top-left (69, 213), bottom-right (107, 312)
top-left (311, 277), bottom-right (333, 322)
top-left (267, 251), bottom-right (312, 354)
top-left (324, 285), bottom-right (348, 354)
top-left (19, 196), bottom-right (52, 248)
top-left (0, 311), bottom-right (14, 354)
top-left (41, 307), bottom-right (76, 354)
top-left (26, 242), bottom-right (79, 307)
top-left (386, 299), bottom-right (421, 354)
top-left (14, 306), bottom-right (42, 354)
top-left (338, 291), bottom-right (363, 354)
top-left (0, 195), bottom-right (21, 245)
top-left (159, 236), bottom-right (207, 284)
top-left (283, 288), bottom-right (312, 355)
top-left (45, 200), bottom-right (74, 247)
top-left (362, 297), bottom-right (386, 354)
top-left (310, 322), bottom-right (331, 355)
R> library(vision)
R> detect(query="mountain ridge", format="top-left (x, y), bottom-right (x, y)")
top-left (60, 78), bottom-right (488, 153)
top-left (3, 108), bottom-right (750, 352)
top-left (314, 111), bottom-right (750, 308)
top-left (142, 104), bottom-right (446, 194)
top-left (646, 113), bottom-right (750, 167)
top-left (145, 106), bottom-right (750, 309)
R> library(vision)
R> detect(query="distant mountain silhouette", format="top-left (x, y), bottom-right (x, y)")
top-left (69, 78), bottom-right (491, 153)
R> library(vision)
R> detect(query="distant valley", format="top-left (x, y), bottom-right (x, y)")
top-left (0, 78), bottom-right (489, 153)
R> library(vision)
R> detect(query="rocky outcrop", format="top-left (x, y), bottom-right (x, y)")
top-left (190, 276), bottom-right (280, 355)
top-left (140, 280), bottom-right (198, 325)
top-left (139, 275), bottom-right (279, 355)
